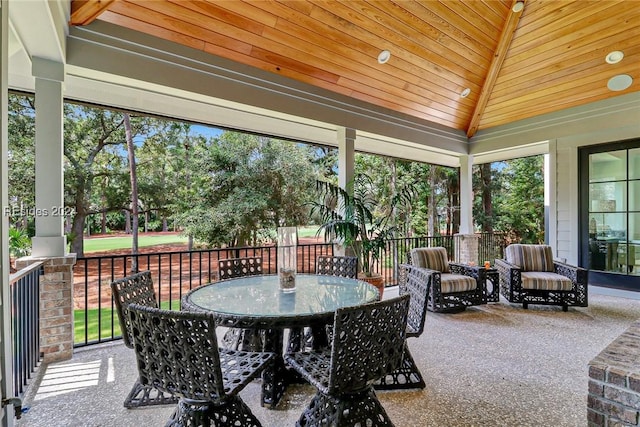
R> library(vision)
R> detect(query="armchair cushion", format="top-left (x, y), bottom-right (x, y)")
top-left (521, 271), bottom-right (573, 291)
top-left (411, 247), bottom-right (450, 273)
top-left (505, 244), bottom-right (555, 272)
top-left (441, 274), bottom-right (477, 293)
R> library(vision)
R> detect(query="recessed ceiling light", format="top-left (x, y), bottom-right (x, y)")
top-left (460, 88), bottom-right (471, 98)
top-left (605, 51), bottom-right (624, 64)
top-left (377, 50), bottom-right (391, 64)
top-left (512, 1), bottom-right (524, 13)
top-left (607, 74), bottom-right (633, 91)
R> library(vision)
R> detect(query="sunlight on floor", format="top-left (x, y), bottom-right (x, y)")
top-left (34, 358), bottom-right (113, 401)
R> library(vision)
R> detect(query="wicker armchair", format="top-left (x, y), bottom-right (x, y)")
top-left (410, 247), bottom-right (487, 313)
top-left (218, 256), bottom-right (264, 351)
top-left (289, 255), bottom-right (359, 352)
top-left (375, 264), bottom-right (429, 390)
top-left (285, 295), bottom-right (410, 426)
top-left (110, 271), bottom-right (178, 408)
top-left (127, 304), bottom-right (274, 427)
top-left (495, 244), bottom-right (588, 311)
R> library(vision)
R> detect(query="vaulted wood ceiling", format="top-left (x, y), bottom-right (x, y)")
top-left (70, 0), bottom-right (639, 138)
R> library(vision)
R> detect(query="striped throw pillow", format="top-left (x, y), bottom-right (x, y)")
top-left (410, 247), bottom-right (450, 273)
top-left (505, 244), bottom-right (555, 272)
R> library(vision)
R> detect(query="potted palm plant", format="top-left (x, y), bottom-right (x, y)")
top-left (311, 174), bottom-right (414, 298)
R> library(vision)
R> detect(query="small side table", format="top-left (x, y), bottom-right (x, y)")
top-left (484, 268), bottom-right (500, 303)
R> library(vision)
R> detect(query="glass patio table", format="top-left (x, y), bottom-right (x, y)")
top-left (181, 274), bottom-right (379, 408)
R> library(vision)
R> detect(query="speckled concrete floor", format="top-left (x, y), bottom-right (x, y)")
top-left (17, 287), bottom-right (639, 427)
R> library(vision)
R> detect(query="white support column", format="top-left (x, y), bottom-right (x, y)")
top-left (337, 127), bottom-right (355, 191)
top-left (335, 128), bottom-right (355, 256)
top-left (545, 140), bottom-right (558, 253)
top-left (459, 154), bottom-right (474, 235)
top-left (2, 1), bottom-right (17, 425)
top-left (31, 57), bottom-right (67, 257)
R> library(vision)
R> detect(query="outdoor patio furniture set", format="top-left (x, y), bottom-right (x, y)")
top-left (110, 245), bottom-right (588, 426)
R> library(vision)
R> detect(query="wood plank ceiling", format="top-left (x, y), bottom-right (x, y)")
top-left (71, 0), bottom-right (640, 138)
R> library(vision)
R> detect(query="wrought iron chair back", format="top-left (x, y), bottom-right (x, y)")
top-left (400, 264), bottom-right (430, 338)
top-left (316, 255), bottom-right (358, 278)
top-left (285, 295), bottom-right (409, 425)
top-left (217, 257), bottom-right (265, 351)
top-left (218, 256), bottom-right (263, 280)
top-left (110, 271), bottom-right (177, 408)
top-left (127, 304), bottom-right (274, 426)
top-left (327, 295), bottom-right (409, 395)
top-left (111, 270), bottom-right (157, 349)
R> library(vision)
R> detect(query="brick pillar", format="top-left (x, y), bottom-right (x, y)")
top-left (15, 254), bottom-right (76, 363)
top-left (454, 234), bottom-right (479, 265)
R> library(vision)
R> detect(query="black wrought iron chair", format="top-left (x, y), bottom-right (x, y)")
top-left (410, 247), bottom-right (486, 312)
top-left (285, 295), bottom-right (410, 426)
top-left (127, 304), bottom-right (274, 427)
top-left (218, 256), bottom-right (263, 280)
top-left (110, 271), bottom-right (179, 408)
top-left (375, 264), bottom-right (429, 390)
top-left (288, 255), bottom-right (359, 352)
top-left (496, 244), bottom-right (588, 311)
top-left (315, 255), bottom-right (358, 278)
top-left (218, 256), bottom-right (264, 350)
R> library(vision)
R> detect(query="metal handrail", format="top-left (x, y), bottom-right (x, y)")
top-left (9, 261), bottom-right (43, 398)
top-left (72, 233), bottom-right (506, 347)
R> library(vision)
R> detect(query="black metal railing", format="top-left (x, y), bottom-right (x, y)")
top-left (73, 243), bottom-right (333, 347)
top-left (73, 233), bottom-right (506, 348)
top-left (477, 232), bottom-right (506, 266)
top-left (10, 262), bottom-right (43, 397)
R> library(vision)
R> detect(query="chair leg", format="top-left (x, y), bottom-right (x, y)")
top-left (297, 388), bottom-right (395, 427)
top-left (124, 378), bottom-right (179, 408)
top-left (523, 302), bottom-right (528, 309)
top-left (166, 396), bottom-right (262, 427)
top-left (374, 343), bottom-right (425, 390)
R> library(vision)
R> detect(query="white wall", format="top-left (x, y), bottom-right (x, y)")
top-left (553, 124), bottom-right (640, 265)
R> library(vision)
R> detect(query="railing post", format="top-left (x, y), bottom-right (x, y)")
top-left (15, 254), bottom-right (76, 363)
top-left (454, 234), bottom-right (479, 265)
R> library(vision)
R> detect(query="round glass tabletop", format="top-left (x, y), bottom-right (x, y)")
top-left (184, 274), bottom-right (379, 321)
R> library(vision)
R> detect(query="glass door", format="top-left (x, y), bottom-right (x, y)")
top-left (581, 140), bottom-right (640, 290)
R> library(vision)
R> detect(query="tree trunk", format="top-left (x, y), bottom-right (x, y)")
top-left (481, 163), bottom-right (493, 232)
top-left (428, 166), bottom-right (437, 238)
top-left (70, 211), bottom-right (86, 257)
top-left (124, 114), bottom-right (139, 272)
top-left (162, 216), bottom-right (168, 232)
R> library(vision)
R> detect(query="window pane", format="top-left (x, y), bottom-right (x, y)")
top-left (589, 182), bottom-right (627, 212)
top-left (589, 150), bottom-right (627, 182)
top-left (588, 213), bottom-right (626, 272)
top-left (631, 181), bottom-right (640, 211)
top-left (630, 148), bottom-right (640, 180)
top-left (617, 242), bottom-right (638, 274)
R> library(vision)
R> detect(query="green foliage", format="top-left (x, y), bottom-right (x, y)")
top-left (473, 156), bottom-right (544, 243)
top-left (176, 133), bottom-right (318, 247)
top-left (9, 227), bottom-right (31, 258)
top-left (311, 173), bottom-right (414, 275)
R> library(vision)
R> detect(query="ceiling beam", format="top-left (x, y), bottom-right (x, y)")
top-left (466, 0), bottom-right (525, 138)
top-left (70, 0), bottom-right (116, 26)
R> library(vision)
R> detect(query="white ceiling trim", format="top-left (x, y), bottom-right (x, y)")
top-left (8, 0), bottom-right (67, 64)
top-left (66, 22), bottom-right (469, 155)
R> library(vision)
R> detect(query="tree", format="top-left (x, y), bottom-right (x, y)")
top-left (495, 156), bottom-right (544, 243)
top-left (124, 113), bottom-right (139, 271)
top-left (7, 94), bottom-right (36, 232)
top-left (177, 132), bottom-right (317, 247)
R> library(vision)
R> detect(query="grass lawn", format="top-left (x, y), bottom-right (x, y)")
top-left (83, 227), bottom-right (321, 253)
top-left (74, 300), bottom-right (180, 344)
top-left (83, 233), bottom-right (189, 253)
